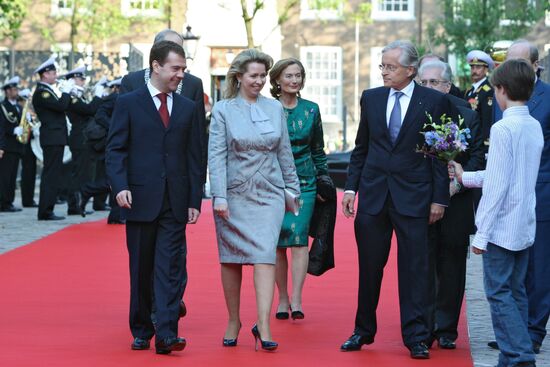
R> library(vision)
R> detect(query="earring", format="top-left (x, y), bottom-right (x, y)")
top-left (237, 80), bottom-right (241, 89)
top-left (277, 84), bottom-right (281, 91)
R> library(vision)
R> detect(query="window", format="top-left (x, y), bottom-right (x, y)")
top-left (121, 0), bottom-right (163, 17)
top-left (300, 0), bottom-right (343, 20)
top-left (371, 0), bottom-right (415, 21)
top-left (500, 0), bottom-right (537, 26)
top-left (51, 0), bottom-right (74, 16)
top-left (369, 47), bottom-right (384, 88)
top-left (300, 46), bottom-right (342, 123)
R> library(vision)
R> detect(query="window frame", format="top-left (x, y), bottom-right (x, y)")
top-left (371, 0), bottom-right (415, 21)
top-left (300, 0), bottom-right (343, 21)
top-left (121, 0), bottom-right (164, 18)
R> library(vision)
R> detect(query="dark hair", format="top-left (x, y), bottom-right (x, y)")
top-left (269, 58), bottom-right (306, 98)
top-left (149, 41), bottom-right (186, 72)
top-left (490, 59), bottom-right (535, 101)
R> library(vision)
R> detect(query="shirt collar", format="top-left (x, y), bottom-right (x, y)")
top-left (147, 81), bottom-right (173, 100)
top-left (390, 80), bottom-right (415, 98)
top-left (472, 77), bottom-right (487, 91)
top-left (502, 105), bottom-right (529, 119)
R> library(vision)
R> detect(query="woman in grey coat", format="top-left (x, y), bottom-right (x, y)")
top-left (208, 49), bottom-right (300, 351)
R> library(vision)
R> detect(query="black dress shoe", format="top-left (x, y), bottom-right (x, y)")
top-left (155, 337), bottom-right (186, 355)
top-left (340, 333), bottom-right (374, 351)
top-left (107, 218), bottom-right (126, 225)
top-left (1, 205), bottom-right (22, 212)
top-left (179, 300), bottom-right (187, 318)
top-left (410, 342), bottom-right (430, 359)
top-left (93, 205), bottom-right (111, 211)
top-left (23, 202), bottom-right (38, 208)
top-left (68, 209), bottom-right (92, 216)
top-left (38, 214), bottom-right (65, 221)
top-left (131, 337), bottom-right (150, 350)
top-left (488, 341), bottom-right (499, 350)
top-left (438, 337), bottom-right (456, 349)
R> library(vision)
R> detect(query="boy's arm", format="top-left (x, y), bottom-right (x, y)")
top-left (462, 170), bottom-right (485, 188)
top-left (470, 125), bottom-right (512, 251)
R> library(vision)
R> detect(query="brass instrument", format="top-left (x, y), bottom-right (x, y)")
top-left (16, 96), bottom-right (35, 144)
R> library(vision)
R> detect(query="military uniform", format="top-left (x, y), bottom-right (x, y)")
top-left (0, 78), bottom-right (25, 211)
top-left (32, 56), bottom-right (72, 220)
top-left (463, 50), bottom-right (495, 162)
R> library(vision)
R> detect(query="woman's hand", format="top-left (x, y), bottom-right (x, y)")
top-left (214, 201), bottom-right (229, 220)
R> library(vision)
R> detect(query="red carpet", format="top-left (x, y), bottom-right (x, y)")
top-left (0, 197), bottom-right (473, 367)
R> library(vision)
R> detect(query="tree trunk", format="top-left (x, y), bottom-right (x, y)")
top-left (240, 0), bottom-right (255, 48)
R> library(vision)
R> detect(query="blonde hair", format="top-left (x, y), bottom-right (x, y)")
top-left (224, 49), bottom-right (273, 99)
top-left (269, 58), bottom-right (306, 98)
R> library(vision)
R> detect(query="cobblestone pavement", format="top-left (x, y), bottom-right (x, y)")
top-left (0, 192), bottom-right (548, 366)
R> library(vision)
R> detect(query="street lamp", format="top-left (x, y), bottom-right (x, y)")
top-left (182, 25), bottom-right (200, 61)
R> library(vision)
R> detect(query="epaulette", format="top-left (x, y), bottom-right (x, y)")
top-left (482, 84), bottom-right (491, 92)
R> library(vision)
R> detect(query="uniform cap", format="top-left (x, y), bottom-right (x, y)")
top-left (107, 77), bottom-right (122, 88)
top-left (34, 55), bottom-right (57, 74)
top-left (2, 76), bottom-right (20, 90)
top-left (65, 65), bottom-right (86, 79)
top-left (466, 50), bottom-right (495, 70)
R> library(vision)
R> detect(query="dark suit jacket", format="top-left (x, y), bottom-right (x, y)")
top-left (67, 96), bottom-right (102, 150)
top-left (95, 93), bottom-right (118, 130)
top-left (345, 83), bottom-right (453, 218)
top-left (0, 99), bottom-right (24, 154)
top-left (106, 85), bottom-right (203, 222)
top-left (32, 82), bottom-right (71, 147)
top-left (493, 79), bottom-right (550, 220)
top-left (121, 69), bottom-right (207, 182)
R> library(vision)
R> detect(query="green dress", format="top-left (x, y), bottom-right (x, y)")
top-left (278, 98), bottom-right (328, 247)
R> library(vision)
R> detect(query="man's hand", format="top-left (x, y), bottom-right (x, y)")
top-left (429, 203), bottom-right (445, 224)
top-left (0, 149), bottom-right (4, 159)
top-left (116, 190), bottom-right (132, 209)
top-left (214, 201), bottom-right (229, 220)
top-left (13, 126), bottom-right (24, 137)
top-left (188, 208), bottom-right (200, 224)
top-left (342, 192), bottom-right (355, 218)
top-left (472, 246), bottom-right (485, 255)
top-left (448, 160), bottom-right (464, 184)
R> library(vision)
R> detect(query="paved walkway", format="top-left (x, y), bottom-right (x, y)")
top-left (0, 192), bottom-right (548, 366)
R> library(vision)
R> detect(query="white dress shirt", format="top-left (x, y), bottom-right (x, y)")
top-left (147, 81), bottom-right (173, 114)
top-left (469, 77), bottom-right (487, 95)
top-left (462, 106), bottom-right (543, 251)
top-left (385, 80), bottom-right (414, 127)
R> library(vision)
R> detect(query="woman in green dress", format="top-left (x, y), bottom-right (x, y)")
top-left (269, 58), bottom-right (328, 320)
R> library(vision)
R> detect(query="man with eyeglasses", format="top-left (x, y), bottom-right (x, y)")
top-left (464, 50), bottom-right (494, 159)
top-left (341, 40), bottom-right (456, 359)
top-left (418, 60), bottom-right (484, 350)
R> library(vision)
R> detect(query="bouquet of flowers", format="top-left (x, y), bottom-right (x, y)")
top-left (416, 113), bottom-right (470, 162)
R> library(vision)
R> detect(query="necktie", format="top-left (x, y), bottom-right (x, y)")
top-left (157, 93), bottom-right (170, 128)
top-left (388, 91), bottom-right (403, 144)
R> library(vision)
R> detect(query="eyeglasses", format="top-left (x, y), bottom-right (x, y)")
top-left (378, 64), bottom-right (402, 72)
top-left (419, 79), bottom-right (450, 87)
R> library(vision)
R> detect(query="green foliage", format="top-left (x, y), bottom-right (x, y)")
top-left (428, 0), bottom-right (546, 81)
top-left (0, 0), bottom-right (28, 39)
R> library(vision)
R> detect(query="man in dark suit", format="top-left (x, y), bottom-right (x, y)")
top-left (340, 40), bottom-right (452, 359)
top-left (17, 88), bottom-right (38, 208)
top-left (489, 39), bottom-right (550, 355)
top-left (464, 50), bottom-right (494, 159)
top-left (418, 60), bottom-right (484, 349)
top-left (0, 76), bottom-right (25, 212)
top-left (32, 56), bottom-right (75, 220)
top-left (106, 41), bottom-right (204, 354)
top-left (120, 29), bottom-right (207, 183)
top-left (64, 66), bottom-right (104, 215)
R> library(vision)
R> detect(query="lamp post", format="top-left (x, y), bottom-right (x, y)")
top-left (182, 25), bottom-right (200, 71)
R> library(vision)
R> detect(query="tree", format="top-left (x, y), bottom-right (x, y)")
top-left (0, 0), bottom-right (27, 39)
top-left (428, 0), bottom-right (547, 82)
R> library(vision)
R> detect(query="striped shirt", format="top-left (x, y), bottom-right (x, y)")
top-left (462, 106), bottom-right (543, 251)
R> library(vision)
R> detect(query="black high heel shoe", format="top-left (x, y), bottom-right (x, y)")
top-left (223, 322), bottom-right (241, 347)
top-left (275, 306), bottom-right (290, 320)
top-left (290, 306), bottom-right (304, 320)
top-left (251, 324), bottom-right (278, 351)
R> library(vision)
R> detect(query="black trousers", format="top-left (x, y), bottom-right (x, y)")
top-left (0, 151), bottom-right (21, 208)
top-left (80, 175), bottom-right (122, 221)
top-left (91, 156), bottom-right (109, 209)
top-left (38, 145), bottom-right (64, 218)
top-left (20, 142), bottom-right (37, 206)
top-left (354, 195), bottom-right (431, 347)
top-left (126, 192), bottom-right (187, 341)
top-left (67, 147), bottom-right (92, 211)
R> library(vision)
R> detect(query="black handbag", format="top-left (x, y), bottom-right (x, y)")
top-left (83, 118), bottom-right (107, 141)
top-left (307, 237), bottom-right (334, 276)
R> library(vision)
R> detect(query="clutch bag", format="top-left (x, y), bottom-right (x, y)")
top-left (284, 188), bottom-right (300, 216)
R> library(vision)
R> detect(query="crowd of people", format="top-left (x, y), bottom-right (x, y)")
top-left (1, 28), bottom-right (548, 367)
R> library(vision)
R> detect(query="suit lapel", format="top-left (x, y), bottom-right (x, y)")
top-left (166, 94), bottom-right (184, 132)
top-left (528, 80), bottom-right (544, 115)
top-left (394, 83), bottom-right (423, 147)
top-left (136, 86), bottom-right (166, 129)
top-left (377, 89), bottom-right (392, 143)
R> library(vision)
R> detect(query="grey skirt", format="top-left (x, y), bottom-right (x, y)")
top-left (214, 171), bottom-right (285, 264)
